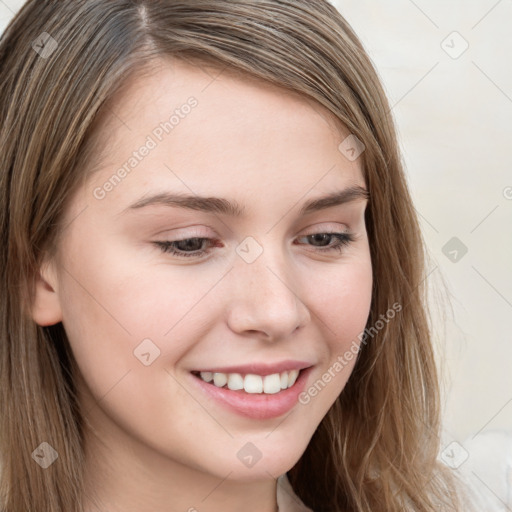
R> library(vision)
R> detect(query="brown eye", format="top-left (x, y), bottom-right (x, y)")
top-left (154, 237), bottom-right (215, 258)
top-left (295, 232), bottom-right (355, 254)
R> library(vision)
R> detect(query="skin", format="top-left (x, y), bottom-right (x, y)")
top-left (31, 57), bottom-right (373, 512)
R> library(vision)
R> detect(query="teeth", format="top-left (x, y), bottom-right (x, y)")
top-left (244, 374), bottom-right (263, 393)
top-left (213, 372), bottom-right (227, 387)
top-left (263, 373), bottom-right (281, 394)
top-left (200, 371), bottom-right (213, 383)
top-left (288, 369), bottom-right (299, 387)
top-left (197, 369), bottom-right (302, 394)
top-left (227, 373), bottom-right (244, 391)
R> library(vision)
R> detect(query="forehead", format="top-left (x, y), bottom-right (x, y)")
top-left (94, 56), bottom-right (350, 147)
top-left (78, 57), bottom-right (364, 221)
top-left (104, 56), bottom-right (346, 123)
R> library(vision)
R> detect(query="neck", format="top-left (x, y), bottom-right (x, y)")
top-left (81, 404), bottom-right (279, 512)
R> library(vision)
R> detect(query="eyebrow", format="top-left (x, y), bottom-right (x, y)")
top-left (121, 185), bottom-right (369, 217)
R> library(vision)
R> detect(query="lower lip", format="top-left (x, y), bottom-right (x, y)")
top-left (188, 367), bottom-right (312, 420)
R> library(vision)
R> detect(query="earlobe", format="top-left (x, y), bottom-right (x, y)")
top-left (30, 260), bottom-right (63, 326)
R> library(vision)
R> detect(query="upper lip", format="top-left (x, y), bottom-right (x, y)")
top-left (192, 360), bottom-right (313, 376)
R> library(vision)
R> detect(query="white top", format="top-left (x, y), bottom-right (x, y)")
top-left (277, 473), bottom-right (314, 512)
top-left (452, 429), bottom-right (512, 511)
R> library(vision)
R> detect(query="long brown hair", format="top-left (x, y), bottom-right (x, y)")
top-left (0, 1), bottom-right (472, 510)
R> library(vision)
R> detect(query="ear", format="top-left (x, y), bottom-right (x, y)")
top-left (31, 258), bottom-right (63, 326)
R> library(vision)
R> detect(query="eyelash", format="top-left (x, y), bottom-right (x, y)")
top-left (153, 231), bottom-right (356, 259)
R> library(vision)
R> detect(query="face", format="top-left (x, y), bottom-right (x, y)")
top-left (32, 57), bottom-right (372, 483)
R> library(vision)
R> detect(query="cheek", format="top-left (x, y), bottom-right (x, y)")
top-left (56, 229), bottom-right (235, 432)
top-left (56, 248), bottom-right (221, 469)
top-left (311, 253), bottom-right (373, 348)
top-left (54, 231), bottom-right (183, 404)
top-left (298, 254), bottom-right (372, 411)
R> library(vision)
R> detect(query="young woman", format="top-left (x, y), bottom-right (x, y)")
top-left (0, 1), bottom-right (474, 511)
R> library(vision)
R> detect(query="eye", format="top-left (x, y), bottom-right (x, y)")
top-left (153, 231), bottom-right (356, 259)
top-left (153, 237), bottom-right (217, 259)
top-left (294, 231), bottom-right (356, 254)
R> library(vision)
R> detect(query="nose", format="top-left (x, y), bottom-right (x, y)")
top-left (225, 244), bottom-right (310, 341)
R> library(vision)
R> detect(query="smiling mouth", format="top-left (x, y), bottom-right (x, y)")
top-left (190, 368), bottom-right (302, 394)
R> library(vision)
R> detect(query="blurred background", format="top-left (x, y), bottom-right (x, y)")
top-left (1, 0), bottom-right (511, 509)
